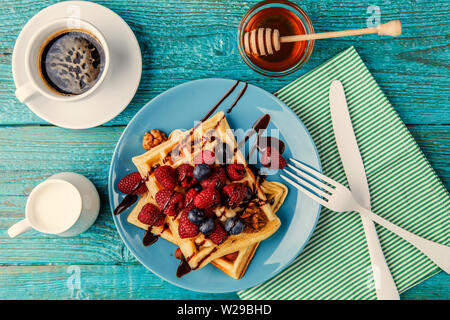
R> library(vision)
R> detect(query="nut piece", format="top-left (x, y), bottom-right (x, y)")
top-left (240, 202), bottom-right (267, 233)
top-left (143, 129), bottom-right (167, 151)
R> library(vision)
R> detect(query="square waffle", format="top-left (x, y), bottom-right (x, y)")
top-left (132, 111), bottom-right (282, 272)
top-left (127, 180), bottom-right (287, 279)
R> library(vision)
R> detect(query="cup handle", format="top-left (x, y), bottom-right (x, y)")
top-left (8, 218), bottom-right (32, 238)
top-left (15, 82), bottom-right (39, 103)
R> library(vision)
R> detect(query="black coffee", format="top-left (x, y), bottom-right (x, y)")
top-left (38, 29), bottom-right (105, 96)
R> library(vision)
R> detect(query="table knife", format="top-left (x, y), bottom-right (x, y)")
top-left (329, 80), bottom-right (400, 300)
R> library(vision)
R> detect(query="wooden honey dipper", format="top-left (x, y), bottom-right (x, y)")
top-left (244, 20), bottom-right (402, 56)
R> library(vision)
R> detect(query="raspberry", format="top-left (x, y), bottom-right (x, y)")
top-left (118, 172), bottom-right (147, 195)
top-left (155, 190), bottom-right (185, 216)
top-left (178, 209), bottom-right (199, 238)
top-left (200, 166), bottom-right (227, 189)
top-left (222, 183), bottom-right (247, 208)
top-left (261, 147), bottom-right (287, 169)
top-left (184, 187), bottom-right (199, 210)
top-left (154, 165), bottom-right (177, 190)
top-left (194, 187), bottom-right (221, 209)
top-left (226, 164), bottom-right (246, 181)
top-left (194, 150), bottom-right (216, 165)
top-left (209, 221), bottom-right (228, 245)
top-left (137, 203), bottom-right (165, 227)
top-left (176, 164), bottom-right (197, 188)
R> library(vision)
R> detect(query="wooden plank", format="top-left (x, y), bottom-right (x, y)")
top-left (0, 0), bottom-right (449, 300)
top-left (0, 264), bottom-right (447, 300)
top-left (0, 0), bottom-right (448, 125)
top-left (0, 125), bottom-right (448, 265)
top-left (400, 272), bottom-right (450, 300)
top-left (0, 126), bottom-right (129, 264)
top-left (0, 264), bottom-right (238, 300)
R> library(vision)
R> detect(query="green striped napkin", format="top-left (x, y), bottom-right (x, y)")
top-left (238, 46), bottom-right (450, 300)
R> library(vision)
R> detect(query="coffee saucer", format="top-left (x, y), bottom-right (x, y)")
top-left (12, 1), bottom-right (142, 129)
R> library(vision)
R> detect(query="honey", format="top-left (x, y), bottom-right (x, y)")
top-left (243, 6), bottom-right (307, 72)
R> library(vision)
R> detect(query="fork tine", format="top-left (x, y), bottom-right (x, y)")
top-left (283, 168), bottom-right (329, 198)
top-left (289, 158), bottom-right (337, 186)
top-left (286, 164), bottom-right (334, 193)
top-left (280, 174), bottom-right (328, 206)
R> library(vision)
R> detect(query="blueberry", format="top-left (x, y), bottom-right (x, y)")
top-left (193, 163), bottom-right (211, 181)
top-left (225, 217), bottom-right (244, 235)
top-left (244, 186), bottom-right (254, 201)
top-left (187, 208), bottom-right (206, 225)
top-left (192, 184), bottom-right (202, 192)
top-left (199, 217), bottom-right (215, 235)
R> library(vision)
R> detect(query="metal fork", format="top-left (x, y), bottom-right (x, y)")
top-left (281, 158), bottom-right (450, 273)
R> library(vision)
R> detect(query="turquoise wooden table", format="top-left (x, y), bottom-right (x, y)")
top-left (0, 0), bottom-right (448, 300)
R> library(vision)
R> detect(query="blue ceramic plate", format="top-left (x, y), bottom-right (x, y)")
top-left (109, 78), bottom-right (321, 293)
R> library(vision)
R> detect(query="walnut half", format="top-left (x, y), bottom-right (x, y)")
top-left (143, 129), bottom-right (167, 151)
top-left (240, 202), bottom-right (267, 233)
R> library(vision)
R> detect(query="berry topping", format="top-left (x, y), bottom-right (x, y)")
top-left (224, 217), bottom-right (244, 235)
top-left (215, 142), bottom-right (233, 164)
top-left (200, 166), bottom-right (227, 189)
top-left (261, 147), bottom-right (287, 169)
top-left (118, 172), bottom-right (147, 195)
top-left (187, 208), bottom-right (206, 225)
top-left (222, 183), bottom-right (247, 208)
top-left (137, 203), bottom-right (165, 227)
top-left (194, 187), bottom-right (221, 209)
top-left (194, 150), bottom-right (216, 165)
top-left (199, 217), bottom-right (215, 235)
top-left (244, 186), bottom-right (254, 201)
top-left (209, 220), bottom-right (228, 245)
top-left (226, 163), bottom-right (246, 181)
top-left (193, 184), bottom-right (203, 192)
top-left (193, 163), bottom-right (212, 182)
top-left (155, 189), bottom-right (184, 216)
top-left (178, 209), bottom-right (199, 238)
top-left (176, 164), bottom-right (197, 188)
top-left (184, 187), bottom-right (199, 210)
top-left (154, 165), bottom-right (177, 190)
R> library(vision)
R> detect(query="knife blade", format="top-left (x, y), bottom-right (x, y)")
top-left (329, 80), bottom-right (399, 300)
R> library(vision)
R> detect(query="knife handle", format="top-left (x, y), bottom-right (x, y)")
top-left (358, 206), bottom-right (450, 275)
top-left (360, 215), bottom-right (400, 300)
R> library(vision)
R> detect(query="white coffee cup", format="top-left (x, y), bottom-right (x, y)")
top-left (8, 172), bottom-right (100, 238)
top-left (15, 18), bottom-right (110, 103)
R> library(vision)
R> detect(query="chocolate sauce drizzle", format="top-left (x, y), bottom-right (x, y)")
top-left (113, 193), bottom-right (138, 216)
top-left (143, 228), bottom-right (159, 246)
top-left (226, 82), bottom-right (248, 113)
top-left (201, 80), bottom-right (241, 122)
top-left (164, 80), bottom-right (246, 164)
top-left (176, 258), bottom-right (192, 278)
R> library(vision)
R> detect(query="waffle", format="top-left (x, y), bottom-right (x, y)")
top-left (131, 111), bottom-right (282, 272)
top-left (128, 180), bottom-right (288, 278)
